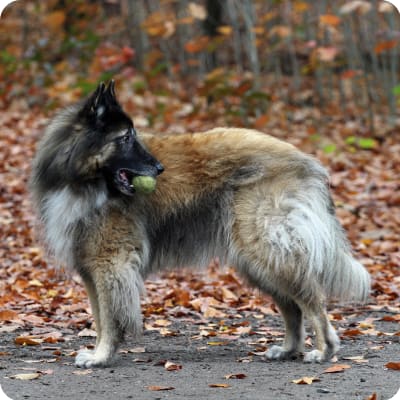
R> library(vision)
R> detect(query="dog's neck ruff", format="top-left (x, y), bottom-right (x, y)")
top-left (41, 186), bottom-right (107, 269)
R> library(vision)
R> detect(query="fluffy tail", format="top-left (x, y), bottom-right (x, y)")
top-left (322, 226), bottom-right (370, 303)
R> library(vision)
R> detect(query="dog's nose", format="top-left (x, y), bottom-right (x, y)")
top-left (156, 162), bottom-right (164, 175)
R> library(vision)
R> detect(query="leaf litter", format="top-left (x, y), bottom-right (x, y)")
top-left (0, 73), bottom-right (399, 394)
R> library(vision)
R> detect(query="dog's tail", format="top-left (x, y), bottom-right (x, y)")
top-left (294, 181), bottom-right (370, 303)
top-left (322, 232), bottom-right (370, 302)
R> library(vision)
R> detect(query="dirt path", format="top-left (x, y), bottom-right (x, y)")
top-left (1, 311), bottom-right (399, 400)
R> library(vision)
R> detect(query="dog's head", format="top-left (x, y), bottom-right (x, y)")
top-left (76, 81), bottom-right (164, 196)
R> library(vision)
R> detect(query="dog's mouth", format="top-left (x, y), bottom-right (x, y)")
top-left (115, 168), bottom-right (159, 196)
top-left (115, 168), bottom-right (137, 195)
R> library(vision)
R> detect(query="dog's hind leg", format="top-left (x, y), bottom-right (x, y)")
top-left (266, 296), bottom-right (305, 360)
top-left (296, 298), bottom-right (340, 363)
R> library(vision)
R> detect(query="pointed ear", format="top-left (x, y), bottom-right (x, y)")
top-left (105, 80), bottom-right (116, 100)
top-left (80, 82), bottom-right (106, 117)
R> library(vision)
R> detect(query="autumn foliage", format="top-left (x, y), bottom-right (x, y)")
top-left (0, 1), bottom-right (399, 390)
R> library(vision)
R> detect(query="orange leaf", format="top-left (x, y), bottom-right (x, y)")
top-left (0, 310), bottom-right (18, 321)
top-left (147, 386), bottom-right (175, 391)
top-left (342, 328), bottom-right (363, 336)
top-left (294, 2), bottom-right (310, 13)
top-left (323, 364), bottom-right (351, 373)
top-left (385, 362), bottom-right (400, 370)
top-left (319, 14), bottom-right (341, 27)
top-left (44, 11), bottom-right (66, 31)
top-left (15, 336), bottom-right (43, 346)
top-left (374, 40), bottom-right (398, 54)
top-left (217, 26), bottom-right (233, 36)
top-left (185, 36), bottom-right (210, 53)
top-left (254, 114), bottom-right (269, 129)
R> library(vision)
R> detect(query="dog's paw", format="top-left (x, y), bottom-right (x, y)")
top-left (75, 349), bottom-right (111, 368)
top-left (303, 349), bottom-right (324, 363)
top-left (266, 345), bottom-right (298, 360)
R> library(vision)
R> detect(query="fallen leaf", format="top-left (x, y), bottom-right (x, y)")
top-left (147, 386), bottom-right (175, 391)
top-left (164, 361), bottom-right (182, 371)
top-left (225, 373), bottom-right (247, 379)
top-left (207, 341), bottom-right (229, 346)
top-left (342, 355), bottom-right (368, 364)
top-left (72, 370), bottom-right (93, 375)
top-left (323, 364), bottom-right (351, 373)
top-left (78, 328), bottom-right (97, 337)
top-left (292, 376), bottom-right (320, 385)
top-left (10, 373), bottom-right (40, 380)
top-left (0, 310), bottom-right (18, 321)
top-left (385, 362), bottom-right (400, 370)
top-left (128, 347), bottom-right (146, 353)
top-left (342, 328), bottom-right (363, 337)
top-left (154, 319), bottom-right (171, 327)
top-left (15, 336), bottom-right (43, 346)
top-left (209, 383), bottom-right (230, 388)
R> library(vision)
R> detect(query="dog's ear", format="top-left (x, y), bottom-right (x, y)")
top-left (81, 81), bottom-right (119, 120)
top-left (105, 80), bottom-right (116, 100)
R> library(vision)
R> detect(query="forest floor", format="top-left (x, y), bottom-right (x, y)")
top-left (1, 85), bottom-right (400, 400)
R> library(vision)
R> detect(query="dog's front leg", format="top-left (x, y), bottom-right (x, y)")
top-left (75, 256), bottom-right (144, 368)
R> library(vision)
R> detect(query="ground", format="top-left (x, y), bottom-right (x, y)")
top-left (1, 306), bottom-right (399, 400)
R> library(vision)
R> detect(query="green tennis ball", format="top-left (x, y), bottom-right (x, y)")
top-left (132, 175), bottom-right (157, 194)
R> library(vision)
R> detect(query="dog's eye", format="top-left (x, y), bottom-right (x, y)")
top-left (118, 131), bottom-right (132, 144)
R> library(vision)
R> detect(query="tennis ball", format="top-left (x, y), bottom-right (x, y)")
top-left (132, 175), bottom-right (157, 194)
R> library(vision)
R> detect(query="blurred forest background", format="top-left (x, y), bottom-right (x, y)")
top-left (1, 0), bottom-right (400, 136)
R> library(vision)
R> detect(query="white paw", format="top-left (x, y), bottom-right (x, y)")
top-left (266, 345), bottom-right (297, 360)
top-left (303, 349), bottom-right (324, 363)
top-left (75, 349), bottom-right (111, 368)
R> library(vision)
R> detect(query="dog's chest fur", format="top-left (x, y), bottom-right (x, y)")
top-left (41, 186), bottom-right (107, 268)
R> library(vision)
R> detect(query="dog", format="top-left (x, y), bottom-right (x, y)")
top-left (30, 81), bottom-right (370, 368)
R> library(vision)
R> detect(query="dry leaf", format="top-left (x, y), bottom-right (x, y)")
top-left (209, 383), bottom-right (230, 388)
top-left (164, 361), bottom-right (182, 371)
top-left (147, 386), bottom-right (175, 391)
top-left (128, 347), bottom-right (146, 353)
top-left (78, 328), bottom-right (97, 337)
top-left (385, 362), bottom-right (400, 370)
top-left (187, 2), bottom-right (207, 20)
top-left (0, 310), bottom-right (18, 321)
top-left (72, 370), bottom-right (93, 375)
top-left (323, 364), bottom-right (351, 373)
top-left (292, 376), bottom-right (320, 385)
top-left (11, 373), bottom-right (40, 380)
top-left (225, 373), bottom-right (247, 380)
top-left (154, 319), bottom-right (171, 327)
top-left (221, 287), bottom-right (238, 302)
top-left (319, 14), bottom-right (341, 27)
top-left (207, 341), bottom-right (228, 346)
top-left (15, 336), bottom-right (43, 346)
